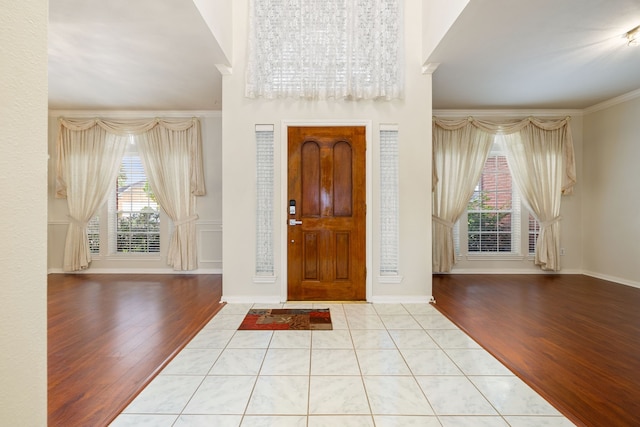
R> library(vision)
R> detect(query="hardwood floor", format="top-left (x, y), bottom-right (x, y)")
top-left (433, 274), bottom-right (640, 427)
top-left (48, 273), bottom-right (224, 427)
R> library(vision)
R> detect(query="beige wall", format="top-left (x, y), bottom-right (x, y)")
top-left (0, 1), bottom-right (48, 425)
top-left (221, 0), bottom-right (433, 302)
top-left (583, 96), bottom-right (640, 287)
top-left (47, 112), bottom-right (223, 273)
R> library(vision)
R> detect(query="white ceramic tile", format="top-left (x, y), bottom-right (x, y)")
top-left (309, 376), bottom-right (370, 414)
top-left (269, 330), bottom-right (311, 348)
top-left (186, 328), bottom-right (236, 349)
top-left (427, 330), bottom-right (481, 349)
top-left (330, 314), bottom-right (349, 329)
top-left (227, 331), bottom-right (273, 348)
top-left (108, 414), bottom-right (178, 427)
top-left (251, 303), bottom-right (284, 309)
top-left (182, 375), bottom-right (256, 414)
top-left (400, 349), bottom-right (463, 375)
top-left (218, 303), bottom-right (254, 314)
top-left (415, 376), bottom-right (497, 416)
top-left (308, 415), bottom-right (375, 427)
top-left (350, 329), bottom-right (396, 349)
top-left (122, 375), bottom-right (203, 414)
top-left (206, 314), bottom-right (247, 330)
top-left (208, 348), bottom-right (267, 375)
top-left (445, 349), bottom-right (513, 376)
top-left (311, 348), bottom-right (361, 375)
top-left (374, 415), bottom-right (442, 427)
top-left (356, 349), bottom-right (411, 375)
top-left (347, 315), bottom-right (386, 330)
top-left (438, 416), bottom-right (509, 427)
top-left (372, 304), bottom-right (409, 315)
top-left (343, 304), bottom-right (378, 315)
top-left (402, 304), bottom-right (440, 315)
top-left (414, 315), bottom-right (459, 330)
top-left (379, 315), bottom-right (422, 329)
top-left (503, 416), bottom-right (576, 426)
top-left (470, 376), bottom-right (562, 416)
top-left (241, 415), bottom-right (307, 427)
top-left (311, 330), bottom-right (353, 349)
top-left (261, 348), bottom-right (310, 375)
top-left (363, 376), bottom-right (434, 415)
top-left (160, 348), bottom-right (222, 375)
top-left (246, 375), bottom-right (309, 415)
top-left (388, 330), bottom-right (439, 349)
top-left (173, 414), bottom-right (243, 427)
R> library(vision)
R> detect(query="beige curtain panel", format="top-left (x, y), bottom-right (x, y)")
top-left (56, 117), bottom-right (205, 272)
top-left (432, 120), bottom-right (494, 273)
top-left (432, 117), bottom-right (576, 273)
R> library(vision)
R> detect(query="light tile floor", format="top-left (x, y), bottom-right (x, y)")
top-left (110, 303), bottom-right (576, 427)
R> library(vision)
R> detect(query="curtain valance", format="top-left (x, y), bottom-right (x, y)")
top-left (58, 117), bottom-right (200, 135)
top-left (56, 117), bottom-right (205, 198)
top-left (433, 116), bottom-right (576, 195)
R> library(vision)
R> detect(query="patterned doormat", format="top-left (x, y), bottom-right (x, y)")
top-left (238, 308), bottom-right (332, 330)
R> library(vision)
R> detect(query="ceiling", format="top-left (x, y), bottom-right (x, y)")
top-left (429, 0), bottom-right (640, 110)
top-left (48, 0), bottom-right (640, 111)
top-left (48, 0), bottom-right (225, 111)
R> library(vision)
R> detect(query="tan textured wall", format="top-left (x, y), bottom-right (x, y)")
top-left (0, 1), bottom-right (48, 425)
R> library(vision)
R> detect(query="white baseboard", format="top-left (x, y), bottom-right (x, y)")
top-left (47, 268), bottom-right (223, 275)
top-left (445, 268), bottom-right (583, 275)
top-left (582, 270), bottom-right (640, 289)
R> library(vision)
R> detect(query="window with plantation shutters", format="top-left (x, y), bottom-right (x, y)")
top-left (110, 140), bottom-right (160, 253)
top-left (455, 138), bottom-right (540, 257)
top-left (87, 138), bottom-right (162, 256)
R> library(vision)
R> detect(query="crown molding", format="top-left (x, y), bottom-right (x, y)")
top-left (433, 108), bottom-right (583, 118)
top-left (48, 109), bottom-right (222, 118)
top-left (583, 88), bottom-right (640, 115)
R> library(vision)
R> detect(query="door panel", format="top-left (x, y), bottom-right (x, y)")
top-left (287, 126), bottom-right (366, 301)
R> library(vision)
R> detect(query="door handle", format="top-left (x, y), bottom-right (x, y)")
top-left (289, 219), bottom-right (303, 226)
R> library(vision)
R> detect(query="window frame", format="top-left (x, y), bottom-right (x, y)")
top-left (454, 139), bottom-right (539, 261)
top-left (85, 138), bottom-right (168, 260)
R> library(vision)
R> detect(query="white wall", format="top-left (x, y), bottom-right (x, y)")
top-left (0, 1), bottom-right (48, 425)
top-left (221, 0), bottom-right (433, 303)
top-left (47, 112), bottom-right (223, 273)
top-left (435, 112), bottom-right (585, 274)
top-left (583, 95), bottom-right (640, 287)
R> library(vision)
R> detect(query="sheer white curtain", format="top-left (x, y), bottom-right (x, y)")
top-left (246, 0), bottom-right (403, 100)
top-left (56, 117), bottom-right (205, 272)
top-left (137, 120), bottom-right (205, 271)
top-left (432, 116), bottom-right (575, 273)
top-left (500, 121), bottom-right (573, 271)
top-left (56, 120), bottom-right (127, 271)
top-left (432, 119), bottom-right (494, 273)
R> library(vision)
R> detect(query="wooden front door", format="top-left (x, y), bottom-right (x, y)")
top-left (287, 126), bottom-right (366, 301)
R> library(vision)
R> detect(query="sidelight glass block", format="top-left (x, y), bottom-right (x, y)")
top-left (380, 128), bottom-right (399, 274)
top-left (256, 128), bottom-right (275, 275)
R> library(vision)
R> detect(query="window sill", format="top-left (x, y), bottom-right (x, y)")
top-left (103, 255), bottom-right (163, 261)
top-left (461, 254), bottom-right (526, 262)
